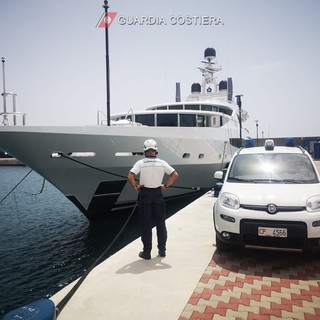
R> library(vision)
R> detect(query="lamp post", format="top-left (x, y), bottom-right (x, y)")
top-left (103, 0), bottom-right (111, 126)
top-left (1, 57), bottom-right (9, 125)
top-left (255, 120), bottom-right (259, 146)
top-left (236, 94), bottom-right (243, 148)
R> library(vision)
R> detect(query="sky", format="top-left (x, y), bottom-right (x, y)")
top-left (0, 0), bottom-right (320, 138)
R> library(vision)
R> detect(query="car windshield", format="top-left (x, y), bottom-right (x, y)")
top-left (227, 153), bottom-right (319, 184)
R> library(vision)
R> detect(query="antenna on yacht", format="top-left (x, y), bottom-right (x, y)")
top-left (199, 48), bottom-right (222, 94)
top-left (227, 77), bottom-right (233, 101)
top-left (175, 82), bottom-right (181, 102)
top-left (103, 0), bottom-right (111, 126)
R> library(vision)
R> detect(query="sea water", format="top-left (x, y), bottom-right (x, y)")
top-left (0, 166), bottom-right (141, 316)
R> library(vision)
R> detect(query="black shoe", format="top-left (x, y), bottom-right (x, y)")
top-left (158, 250), bottom-right (166, 257)
top-left (139, 251), bottom-right (151, 260)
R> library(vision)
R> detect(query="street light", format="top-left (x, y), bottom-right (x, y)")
top-left (1, 57), bottom-right (9, 125)
top-left (103, 0), bottom-right (111, 126)
top-left (255, 120), bottom-right (259, 146)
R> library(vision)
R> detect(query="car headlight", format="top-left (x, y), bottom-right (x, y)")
top-left (220, 192), bottom-right (240, 210)
top-left (306, 195), bottom-right (320, 212)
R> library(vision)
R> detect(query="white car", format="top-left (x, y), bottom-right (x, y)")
top-left (213, 139), bottom-right (320, 252)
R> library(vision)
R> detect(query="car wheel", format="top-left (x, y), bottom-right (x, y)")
top-left (215, 234), bottom-right (230, 252)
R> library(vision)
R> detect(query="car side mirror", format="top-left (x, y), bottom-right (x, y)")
top-left (213, 171), bottom-right (224, 197)
top-left (214, 171), bottom-right (224, 180)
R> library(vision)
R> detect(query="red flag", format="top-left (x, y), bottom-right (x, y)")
top-left (96, 12), bottom-right (117, 28)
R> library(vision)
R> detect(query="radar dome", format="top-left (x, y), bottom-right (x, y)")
top-left (219, 80), bottom-right (227, 91)
top-left (204, 48), bottom-right (216, 61)
top-left (191, 83), bottom-right (201, 93)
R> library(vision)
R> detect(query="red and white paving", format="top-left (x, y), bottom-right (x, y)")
top-left (179, 250), bottom-right (320, 319)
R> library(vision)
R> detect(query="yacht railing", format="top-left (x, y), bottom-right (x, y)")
top-left (1, 111), bottom-right (27, 126)
top-left (97, 108), bottom-right (135, 126)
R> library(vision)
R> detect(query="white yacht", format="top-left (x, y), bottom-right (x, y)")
top-left (0, 48), bottom-right (248, 220)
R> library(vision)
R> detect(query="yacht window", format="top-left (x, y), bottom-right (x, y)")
top-left (221, 116), bottom-right (229, 126)
top-left (201, 105), bottom-right (212, 111)
top-left (114, 116), bottom-right (127, 121)
top-left (157, 114), bottom-right (178, 127)
top-left (220, 107), bottom-right (233, 116)
top-left (156, 106), bottom-right (167, 110)
top-left (185, 104), bottom-right (200, 110)
top-left (180, 114), bottom-right (196, 127)
top-left (135, 114), bottom-right (155, 126)
top-left (169, 105), bottom-right (183, 110)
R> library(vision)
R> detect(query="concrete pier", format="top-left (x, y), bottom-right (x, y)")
top-left (51, 193), bottom-right (216, 320)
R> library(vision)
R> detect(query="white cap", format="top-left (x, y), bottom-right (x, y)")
top-left (143, 139), bottom-right (158, 151)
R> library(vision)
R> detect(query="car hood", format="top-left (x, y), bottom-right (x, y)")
top-left (221, 182), bottom-right (320, 206)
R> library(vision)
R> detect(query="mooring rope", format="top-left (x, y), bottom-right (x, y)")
top-left (55, 201), bottom-right (138, 317)
top-left (31, 178), bottom-right (46, 196)
top-left (0, 169), bottom-right (33, 205)
top-left (0, 170), bottom-right (47, 206)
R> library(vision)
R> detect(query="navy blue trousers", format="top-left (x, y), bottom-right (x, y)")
top-left (138, 187), bottom-right (167, 253)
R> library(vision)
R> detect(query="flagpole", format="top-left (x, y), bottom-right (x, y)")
top-left (103, 0), bottom-right (111, 126)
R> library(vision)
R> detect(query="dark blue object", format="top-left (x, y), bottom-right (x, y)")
top-left (191, 82), bottom-right (201, 93)
top-left (204, 47), bottom-right (216, 59)
top-left (245, 139), bottom-right (254, 148)
top-left (219, 80), bottom-right (227, 91)
top-left (3, 299), bottom-right (56, 320)
top-left (214, 182), bottom-right (223, 197)
top-left (285, 137), bottom-right (296, 147)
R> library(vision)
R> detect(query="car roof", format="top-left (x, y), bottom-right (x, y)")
top-left (238, 146), bottom-right (305, 155)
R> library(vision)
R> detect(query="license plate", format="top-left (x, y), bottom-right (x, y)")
top-left (258, 227), bottom-right (287, 238)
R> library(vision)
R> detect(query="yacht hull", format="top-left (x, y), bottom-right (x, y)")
top-left (0, 125), bottom-right (237, 219)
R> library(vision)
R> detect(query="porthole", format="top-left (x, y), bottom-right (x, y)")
top-left (68, 152), bottom-right (96, 157)
top-left (115, 152), bottom-right (143, 157)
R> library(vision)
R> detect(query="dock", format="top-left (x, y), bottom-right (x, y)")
top-left (51, 193), bottom-right (216, 319)
top-left (50, 162), bottom-right (320, 319)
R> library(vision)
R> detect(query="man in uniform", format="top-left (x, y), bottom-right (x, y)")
top-left (127, 139), bottom-right (179, 260)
